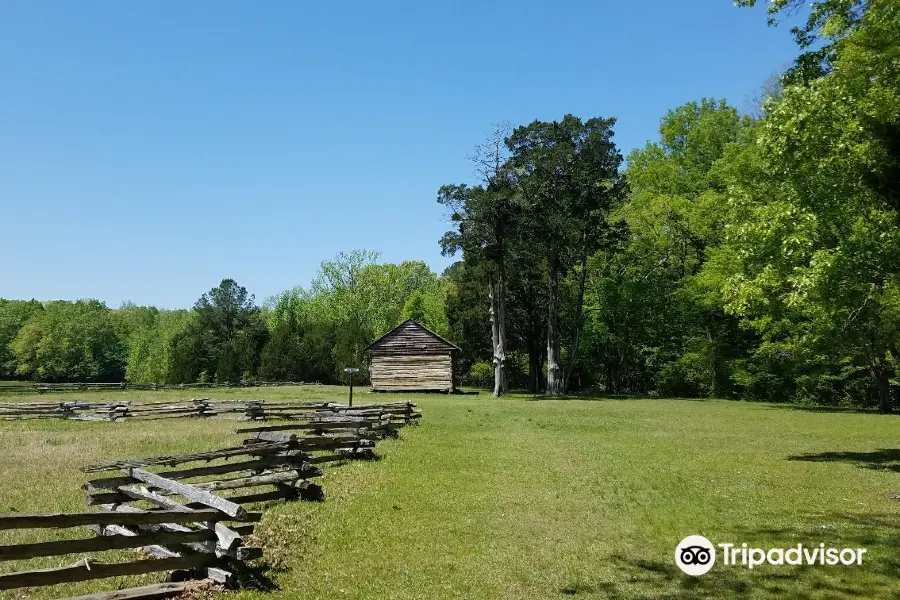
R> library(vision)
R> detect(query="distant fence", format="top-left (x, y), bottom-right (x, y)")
top-left (0, 398), bottom-right (421, 424)
top-left (0, 381), bottom-right (321, 395)
top-left (0, 401), bottom-right (422, 599)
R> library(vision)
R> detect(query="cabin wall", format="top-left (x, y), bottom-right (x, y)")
top-left (369, 353), bottom-right (454, 391)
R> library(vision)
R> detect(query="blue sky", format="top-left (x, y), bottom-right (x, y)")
top-left (1, 1), bottom-right (803, 309)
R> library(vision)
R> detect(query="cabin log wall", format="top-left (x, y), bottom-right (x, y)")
top-left (366, 321), bottom-right (457, 392)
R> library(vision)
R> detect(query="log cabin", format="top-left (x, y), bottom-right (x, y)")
top-left (365, 320), bottom-right (459, 392)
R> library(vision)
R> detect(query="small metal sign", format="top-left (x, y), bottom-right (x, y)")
top-left (344, 367), bottom-right (360, 406)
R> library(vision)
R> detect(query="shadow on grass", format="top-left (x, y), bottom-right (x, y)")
top-left (559, 514), bottom-right (900, 599)
top-left (231, 563), bottom-right (281, 592)
top-left (762, 403), bottom-right (892, 415)
top-left (787, 448), bottom-right (900, 473)
top-left (523, 393), bottom-right (653, 402)
top-left (523, 393), bottom-right (739, 403)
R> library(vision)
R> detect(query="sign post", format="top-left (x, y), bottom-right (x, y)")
top-left (343, 367), bottom-right (360, 407)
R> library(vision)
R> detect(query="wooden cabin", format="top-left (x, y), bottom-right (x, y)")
top-left (365, 320), bottom-right (459, 392)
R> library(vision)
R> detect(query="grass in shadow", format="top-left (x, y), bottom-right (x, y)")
top-left (762, 403), bottom-right (891, 415)
top-left (787, 448), bottom-right (900, 473)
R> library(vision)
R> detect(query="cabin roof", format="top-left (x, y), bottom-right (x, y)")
top-left (365, 319), bottom-right (461, 353)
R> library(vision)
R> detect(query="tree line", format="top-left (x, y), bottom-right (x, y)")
top-left (1, 0), bottom-right (896, 411)
top-left (440, 0), bottom-right (899, 411)
top-left (0, 252), bottom-right (449, 386)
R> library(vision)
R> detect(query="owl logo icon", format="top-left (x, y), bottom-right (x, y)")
top-left (675, 535), bottom-right (716, 576)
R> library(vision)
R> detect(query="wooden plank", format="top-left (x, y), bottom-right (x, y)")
top-left (229, 524), bottom-right (255, 536)
top-left (126, 412), bottom-right (213, 422)
top-left (104, 494), bottom-right (251, 560)
top-left (94, 506), bottom-right (217, 555)
top-left (0, 555), bottom-right (214, 590)
top-left (113, 488), bottom-right (244, 551)
top-left (247, 431), bottom-right (297, 442)
top-left (87, 454), bottom-right (309, 489)
top-left (82, 442), bottom-right (294, 473)
top-left (89, 524), bottom-right (182, 559)
top-left (85, 491), bottom-right (133, 505)
top-left (226, 489), bottom-right (295, 505)
top-left (235, 421), bottom-right (374, 434)
top-left (156, 454), bottom-right (309, 481)
top-left (0, 529), bottom-right (216, 561)
top-left (193, 470), bottom-right (308, 492)
top-left (206, 567), bottom-right (232, 585)
top-left (0, 509), bottom-right (223, 530)
top-left (293, 437), bottom-right (376, 450)
top-left (306, 454), bottom-right (350, 465)
top-left (127, 505), bottom-right (264, 524)
top-left (236, 546), bottom-right (262, 561)
top-left (61, 581), bottom-right (195, 600)
top-left (124, 470), bottom-right (246, 519)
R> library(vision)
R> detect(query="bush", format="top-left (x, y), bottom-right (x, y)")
top-left (466, 361), bottom-right (493, 389)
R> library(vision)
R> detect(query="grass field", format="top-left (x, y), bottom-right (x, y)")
top-left (0, 387), bottom-right (898, 599)
top-left (0, 380), bottom-right (34, 388)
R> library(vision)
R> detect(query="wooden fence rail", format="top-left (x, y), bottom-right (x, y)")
top-left (0, 401), bottom-right (423, 599)
top-left (0, 440), bottom-right (319, 596)
top-left (0, 398), bottom-right (421, 425)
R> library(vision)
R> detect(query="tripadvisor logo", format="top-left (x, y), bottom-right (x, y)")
top-left (675, 535), bottom-right (867, 576)
top-left (675, 535), bottom-right (716, 576)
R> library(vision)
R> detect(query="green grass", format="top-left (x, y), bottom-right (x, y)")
top-left (0, 380), bottom-right (33, 389)
top-left (1, 387), bottom-right (898, 599)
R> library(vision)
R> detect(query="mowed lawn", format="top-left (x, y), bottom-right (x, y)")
top-left (0, 387), bottom-right (898, 599)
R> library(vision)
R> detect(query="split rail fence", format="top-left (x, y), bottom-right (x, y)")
top-left (0, 399), bottom-right (422, 424)
top-left (0, 401), bottom-right (421, 599)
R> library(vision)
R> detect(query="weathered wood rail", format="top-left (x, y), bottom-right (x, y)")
top-left (0, 443), bottom-right (315, 597)
top-left (0, 404), bottom-right (423, 599)
top-left (0, 399), bottom-right (222, 421)
top-left (0, 398), bottom-right (422, 425)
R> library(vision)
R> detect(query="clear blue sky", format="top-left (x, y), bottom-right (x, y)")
top-left (1, 1), bottom-right (803, 309)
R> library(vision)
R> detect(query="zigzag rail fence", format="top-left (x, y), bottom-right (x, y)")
top-left (0, 398), bottom-right (422, 424)
top-left (0, 401), bottom-right (420, 599)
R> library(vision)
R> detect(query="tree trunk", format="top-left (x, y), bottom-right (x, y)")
top-left (546, 265), bottom-right (562, 395)
top-left (528, 341), bottom-right (539, 393)
top-left (528, 317), bottom-right (543, 394)
top-left (562, 248), bottom-right (589, 394)
top-left (866, 321), bottom-right (892, 414)
top-left (497, 276), bottom-right (507, 395)
top-left (489, 278), bottom-right (507, 397)
top-left (870, 360), bottom-right (892, 414)
top-left (707, 322), bottom-right (718, 398)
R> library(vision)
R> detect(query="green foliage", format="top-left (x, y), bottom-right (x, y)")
top-left (442, 261), bottom-right (493, 378)
top-left (466, 361), bottom-right (494, 389)
top-left (736, 0), bottom-right (869, 83)
top-left (507, 115), bottom-right (623, 275)
top-left (571, 99), bottom-right (752, 396)
top-left (169, 279), bottom-right (267, 384)
top-left (258, 319), bottom-right (335, 383)
top-left (263, 253), bottom-right (452, 383)
top-left (504, 115), bottom-right (625, 394)
top-left (0, 299), bottom-right (43, 379)
top-left (124, 308), bottom-right (192, 384)
top-left (401, 287), bottom-right (449, 336)
top-left (9, 300), bottom-right (126, 382)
